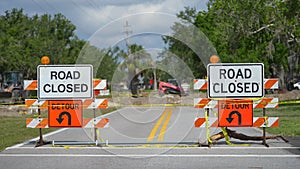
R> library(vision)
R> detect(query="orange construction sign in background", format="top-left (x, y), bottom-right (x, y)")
top-left (48, 100), bottom-right (83, 127)
top-left (218, 99), bottom-right (253, 127)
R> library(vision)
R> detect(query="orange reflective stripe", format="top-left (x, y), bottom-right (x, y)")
top-left (194, 118), bottom-right (206, 127)
top-left (95, 118), bottom-right (109, 128)
top-left (253, 118), bottom-right (265, 127)
top-left (264, 79), bottom-right (278, 89)
top-left (195, 98), bottom-right (210, 108)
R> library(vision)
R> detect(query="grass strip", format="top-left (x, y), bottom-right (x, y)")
top-left (254, 104), bottom-right (300, 136)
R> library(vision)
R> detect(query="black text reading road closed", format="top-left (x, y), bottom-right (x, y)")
top-left (38, 65), bottom-right (93, 100)
top-left (212, 68), bottom-right (259, 94)
top-left (43, 71), bottom-right (88, 93)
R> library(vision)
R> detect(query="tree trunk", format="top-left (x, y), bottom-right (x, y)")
top-left (153, 68), bottom-right (157, 91)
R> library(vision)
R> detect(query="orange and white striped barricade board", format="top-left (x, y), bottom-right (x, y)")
top-left (26, 118), bottom-right (49, 128)
top-left (25, 99), bottom-right (48, 109)
top-left (94, 89), bottom-right (110, 97)
top-left (194, 117), bottom-right (279, 128)
top-left (82, 99), bottom-right (108, 109)
top-left (25, 99), bottom-right (108, 109)
top-left (194, 98), bottom-right (278, 109)
top-left (93, 79), bottom-right (107, 90)
top-left (26, 118), bottom-right (109, 128)
top-left (193, 78), bottom-right (278, 90)
top-left (24, 79), bottom-right (107, 90)
top-left (24, 80), bottom-right (38, 91)
top-left (253, 98), bottom-right (279, 108)
top-left (264, 78), bottom-right (278, 90)
top-left (193, 79), bottom-right (208, 90)
top-left (194, 117), bottom-right (219, 128)
top-left (83, 117), bottom-right (109, 128)
top-left (194, 98), bottom-right (218, 108)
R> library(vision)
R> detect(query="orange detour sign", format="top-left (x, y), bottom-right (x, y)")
top-left (218, 99), bottom-right (253, 127)
top-left (48, 100), bottom-right (83, 127)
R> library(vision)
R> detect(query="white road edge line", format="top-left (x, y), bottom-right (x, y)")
top-left (6, 146), bottom-right (300, 150)
top-left (5, 108), bottom-right (122, 150)
top-left (0, 154), bottom-right (299, 158)
top-left (5, 128), bottom-right (68, 150)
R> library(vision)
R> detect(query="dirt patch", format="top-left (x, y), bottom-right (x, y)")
top-left (267, 90), bottom-right (300, 101)
top-left (108, 90), bottom-right (300, 106)
top-left (0, 105), bottom-right (30, 117)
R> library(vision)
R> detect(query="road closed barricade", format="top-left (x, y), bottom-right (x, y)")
top-left (23, 64), bottom-right (110, 146)
top-left (193, 63), bottom-right (281, 146)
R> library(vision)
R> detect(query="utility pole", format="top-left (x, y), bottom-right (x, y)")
top-left (124, 20), bottom-right (132, 55)
top-left (123, 21), bottom-right (137, 96)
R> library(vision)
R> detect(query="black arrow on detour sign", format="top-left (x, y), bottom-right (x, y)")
top-left (226, 111), bottom-right (242, 125)
top-left (56, 111), bottom-right (72, 125)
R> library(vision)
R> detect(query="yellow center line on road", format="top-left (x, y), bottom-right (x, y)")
top-left (157, 108), bottom-right (173, 142)
top-left (147, 107), bottom-right (173, 142)
top-left (147, 108), bottom-right (168, 142)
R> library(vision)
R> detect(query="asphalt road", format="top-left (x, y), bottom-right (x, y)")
top-left (1, 106), bottom-right (299, 169)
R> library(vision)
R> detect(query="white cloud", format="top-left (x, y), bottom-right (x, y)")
top-left (76, 2), bottom-right (166, 37)
top-left (75, 0), bottom-right (208, 41)
top-left (87, 12), bottom-right (181, 50)
top-left (1, 0), bottom-right (208, 44)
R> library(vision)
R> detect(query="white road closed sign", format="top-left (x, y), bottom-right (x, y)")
top-left (38, 65), bottom-right (93, 100)
top-left (208, 63), bottom-right (264, 98)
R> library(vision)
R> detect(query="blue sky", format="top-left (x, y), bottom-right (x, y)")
top-left (1, 0), bottom-right (208, 41)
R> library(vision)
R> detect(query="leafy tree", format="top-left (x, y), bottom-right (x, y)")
top-left (205, 0), bottom-right (299, 87)
top-left (163, 6), bottom-right (216, 79)
top-left (0, 8), bottom-right (84, 79)
top-left (96, 47), bottom-right (119, 81)
top-left (166, 0), bottom-right (300, 88)
top-left (115, 44), bottom-right (151, 87)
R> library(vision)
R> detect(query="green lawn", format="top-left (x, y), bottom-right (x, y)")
top-left (0, 115), bottom-right (56, 151)
top-left (254, 104), bottom-right (300, 136)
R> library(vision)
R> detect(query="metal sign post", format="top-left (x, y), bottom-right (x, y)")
top-left (36, 106), bottom-right (44, 147)
top-left (262, 108), bottom-right (267, 146)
